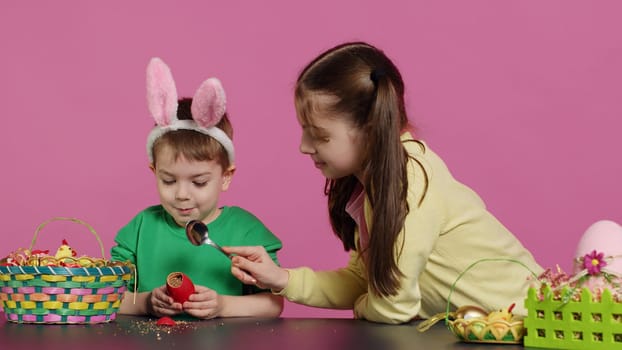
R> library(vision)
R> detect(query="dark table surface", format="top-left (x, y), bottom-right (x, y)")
top-left (0, 313), bottom-right (545, 350)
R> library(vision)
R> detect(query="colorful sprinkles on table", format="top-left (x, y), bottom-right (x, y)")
top-left (120, 318), bottom-right (199, 340)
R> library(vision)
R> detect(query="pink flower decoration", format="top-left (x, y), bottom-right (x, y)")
top-left (583, 250), bottom-right (607, 275)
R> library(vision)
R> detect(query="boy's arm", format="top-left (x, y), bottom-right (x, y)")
top-left (219, 292), bottom-right (284, 318)
top-left (118, 291), bottom-right (152, 315)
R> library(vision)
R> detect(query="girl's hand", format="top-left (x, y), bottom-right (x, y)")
top-left (183, 285), bottom-right (222, 319)
top-left (224, 246), bottom-right (289, 292)
top-left (148, 285), bottom-right (183, 317)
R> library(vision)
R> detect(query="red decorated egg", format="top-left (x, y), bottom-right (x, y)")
top-left (166, 272), bottom-right (195, 304)
top-left (156, 316), bottom-right (176, 326)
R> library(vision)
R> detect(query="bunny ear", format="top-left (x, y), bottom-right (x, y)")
top-left (146, 57), bottom-right (178, 126)
top-left (191, 78), bottom-right (226, 128)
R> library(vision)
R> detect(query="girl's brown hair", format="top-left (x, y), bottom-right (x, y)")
top-left (295, 42), bottom-right (426, 297)
top-left (151, 98), bottom-right (233, 169)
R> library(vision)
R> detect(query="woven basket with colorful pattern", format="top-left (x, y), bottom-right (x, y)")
top-left (0, 217), bottom-right (133, 324)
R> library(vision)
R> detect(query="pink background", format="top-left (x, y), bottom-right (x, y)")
top-left (1, 1), bottom-right (621, 318)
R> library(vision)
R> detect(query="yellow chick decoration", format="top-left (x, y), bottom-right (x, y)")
top-left (485, 303), bottom-right (523, 340)
top-left (55, 239), bottom-right (78, 266)
top-left (487, 303), bottom-right (517, 323)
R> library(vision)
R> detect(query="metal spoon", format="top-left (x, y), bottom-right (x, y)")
top-left (185, 220), bottom-right (231, 258)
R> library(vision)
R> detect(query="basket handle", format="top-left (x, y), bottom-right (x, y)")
top-left (443, 258), bottom-right (539, 326)
top-left (29, 217), bottom-right (106, 259)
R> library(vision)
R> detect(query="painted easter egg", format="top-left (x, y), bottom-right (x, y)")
top-left (156, 316), bottom-right (176, 326)
top-left (574, 220), bottom-right (622, 275)
top-left (166, 272), bottom-right (196, 304)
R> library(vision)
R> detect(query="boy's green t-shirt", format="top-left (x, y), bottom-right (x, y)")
top-left (111, 205), bottom-right (282, 295)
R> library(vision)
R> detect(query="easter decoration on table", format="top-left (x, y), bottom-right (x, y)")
top-left (419, 220), bottom-right (622, 347)
top-left (417, 258), bottom-right (535, 344)
top-left (416, 304), bottom-right (488, 332)
top-left (448, 302), bottom-right (526, 343)
top-left (418, 301), bottom-right (525, 343)
top-left (449, 260), bottom-right (532, 343)
top-left (2, 238), bottom-right (104, 268)
top-left (523, 220), bottom-right (622, 350)
top-left (0, 217), bottom-right (134, 324)
top-left (571, 220), bottom-right (622, 298)
top-left (55, 239), bottom-right (76, 258)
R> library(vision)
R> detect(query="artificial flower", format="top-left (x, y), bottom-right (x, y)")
top-left (583, 250), bottom-right (607, 275)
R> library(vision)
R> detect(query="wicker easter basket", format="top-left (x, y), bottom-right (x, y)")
top-left (444, 258), bottom-right (536, 344)
top-left (448, 314), bottom-right (525, 343)
top-left (0, 217), bottom-right (133, 324)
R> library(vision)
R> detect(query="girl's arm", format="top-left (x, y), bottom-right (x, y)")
top-left (229, 246), bottom-right (368, 309)
top-left (277, 252), bottom-right (368, 308)
top-left (219, 293), bottom-right (284, 318)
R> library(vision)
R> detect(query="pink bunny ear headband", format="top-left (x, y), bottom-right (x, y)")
top-left (145, 57), bottom-right (234, 165)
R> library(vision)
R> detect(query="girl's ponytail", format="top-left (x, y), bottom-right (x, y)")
top-left (364, 68), bottom-right (410, 296)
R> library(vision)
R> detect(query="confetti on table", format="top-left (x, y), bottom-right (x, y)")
top-left (116, 319), bottom-right (199, 340)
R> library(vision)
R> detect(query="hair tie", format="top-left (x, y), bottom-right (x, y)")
top-left (370, 68), bottom-right (386, 85)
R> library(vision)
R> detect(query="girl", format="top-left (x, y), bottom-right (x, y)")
top-left (111, 58), bottom-right (283, 319)
top-left (226, 42), bottom-right (543, 324)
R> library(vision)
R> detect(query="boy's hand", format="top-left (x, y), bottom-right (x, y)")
top-left (183, 285), bottom-right (223, 319)
top-left (148, 285), bottom-right (183, 317)
top-left (225, 246), bottom-right (289, 292)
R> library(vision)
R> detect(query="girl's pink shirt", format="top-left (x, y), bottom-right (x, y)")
top-left (345, 184), bottom-right (369, 255)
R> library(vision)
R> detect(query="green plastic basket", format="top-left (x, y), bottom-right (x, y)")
top-left (524, 285), bottom-right (622, 349)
